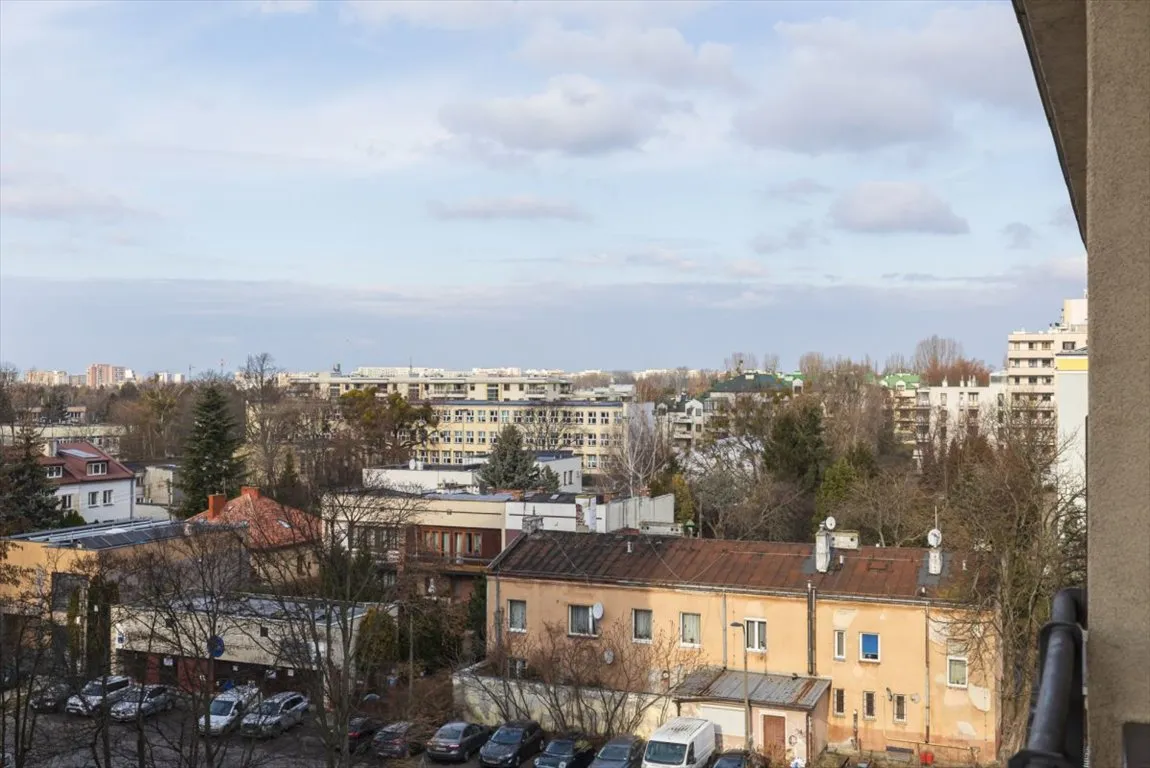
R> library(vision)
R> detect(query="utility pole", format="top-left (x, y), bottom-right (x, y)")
top-left (407, 608), bottom-right (414, 714)
top-left (730, 622), bottom-right (751, 751)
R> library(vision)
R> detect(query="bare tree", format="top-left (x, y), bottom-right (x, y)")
top-left (912, 335), bottom-right (964, 373)
top-left (516, 401), bottom-right (584, 453)
top-left (722, 352), bottom-right (757, 373)
top-left (797, 352), bottom-right (828, 387)
top-left (882, 352), bottom-right (913, 374)
top-left (604, 411), bottom-right (671, 498)
top-left (760, 353), bottom-right (780, 373)
top-left (239, 353), bottom-right (300, 489)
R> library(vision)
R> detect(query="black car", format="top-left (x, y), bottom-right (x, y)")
top-left (535, 735), bottom-right (596, 768)
top-left (479, 721), bottom-right (545, 768)
top-left (590, 736), bottom-right (645, 768)
top-left (30, 681), bottom-right (73, 714)
top-left (346, 716), bottom-right (384, 753)
top-left (426, 721), bottom-right (492, 762)
top-left (711, 751), bottom-right (769, 768)
top-left (372, 721), bottom-right (435, 758)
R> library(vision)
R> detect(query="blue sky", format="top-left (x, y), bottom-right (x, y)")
top-left (0, 0), bottom-right (1085, 373)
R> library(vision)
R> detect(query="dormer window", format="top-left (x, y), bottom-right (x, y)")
top-left (87, 461), bottom-right (108, 476)
top-left (46, 466), bottom-right (63, 479)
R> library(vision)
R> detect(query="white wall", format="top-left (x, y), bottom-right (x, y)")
top-left (506, 494), bottom-right (675, 536)
top-left (56, 478), bottom-right (135, 523)
top-left (1055, 365), bottom-right (1088, 494)
top-left (364, 457), bottom-right (582, 494)
top-left (601, 495), bottom-right (675, 533)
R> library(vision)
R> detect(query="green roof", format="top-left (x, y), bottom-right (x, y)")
top-left (710, 372), bottom-right (798, 394)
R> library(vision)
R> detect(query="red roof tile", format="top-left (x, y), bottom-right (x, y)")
top-left (187, 487), bottom-right (319, 551)
top-left (34, 442), bottom-right (134, 486)
top-left (492, 531), bottom-right (961, 602)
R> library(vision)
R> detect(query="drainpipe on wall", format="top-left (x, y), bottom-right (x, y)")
top-left (721, 592), bottom-right (728, 667)
top-left (806, 582), bottom-right (817, 676)
top-left (924, 602), bottom-right (931, 744)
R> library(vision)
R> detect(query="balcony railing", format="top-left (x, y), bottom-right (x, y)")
top-left (1008, 587), bottom-right (1086, 768)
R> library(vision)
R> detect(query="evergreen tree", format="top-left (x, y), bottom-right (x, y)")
top-left (271, 450), bottom-right (309, 510)
top-left (177, 385), bottom-right (245, 518)
top-left (763, 399), bottom-right (829, 492)
top-left (477, 425), bottom-right (550, 491)
top-left (0, 426), bottom-right (63, 533)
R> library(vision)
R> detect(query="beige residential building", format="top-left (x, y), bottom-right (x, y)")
top-left (278, 366), bottom-right (575, 402)
top-left (86, 363), bottom-right (135, 389)
top-left (24, 369), bottom-right (71, 386)
top-left (1005, 296), bottom-right (1087, 419)
top-left (883, 374), bottom-right (1007, 466)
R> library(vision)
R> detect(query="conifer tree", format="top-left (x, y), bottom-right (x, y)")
top-left (178, 385), bottom-right (245, 517)
top-left (0, 426), bottom-right (63, 533)
top-left (478, 425), bottom-right (556, 491)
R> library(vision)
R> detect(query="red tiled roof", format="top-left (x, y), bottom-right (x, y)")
top-left (35, 442), bottom-right (134, 486)
top-left (492, 531), bottom-right (961, 602)
top-left (187, 488), bottom-right (319, 551)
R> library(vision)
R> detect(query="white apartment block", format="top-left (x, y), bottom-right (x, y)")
top-left (1054, 347), bottom-right (1088, 497)
top-left (24, 369), bottom-right (71, 386)
top-left (1005, 295), bottom-right (1087, 418)
top-left (277, 367), bottom-right (575, 402)
top-left (363, 452), bottom-right (583, 494)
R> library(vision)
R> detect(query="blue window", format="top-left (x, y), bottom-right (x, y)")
top-left (860, 632), bottom-right (881, 662)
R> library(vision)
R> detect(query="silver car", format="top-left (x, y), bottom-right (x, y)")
top-left (65, 675), bottom-right (134, 716)
top-left (110, 684), bottom-right (176, 722)
top-left (239, 691), bottom-right (309, 738)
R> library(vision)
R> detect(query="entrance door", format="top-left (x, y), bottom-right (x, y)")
top-left (760, 715), bottom-right (786, 762)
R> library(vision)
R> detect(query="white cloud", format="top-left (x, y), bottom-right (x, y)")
top-left (763, 178), bottom-right (833, 203)
top-left (428, 196), bottom-right (590, 222)
top-left (520, 24), bottom-right (740, 91)
top-left (750, 220), bottom-right (823, 254)
top-left (257, 0), bottom-right (316, 14)
top-left (726, 259), bottom-right (770, 279)
top-left (341, 0), bottom-right (710, 30)
top-left (1002, 221), bottom-right (1036, 249)
top-left (830, 182), bottom-right (969, 235)
top-left (0, 171), bottom-right (151, 222)
top-left (440, 75), bottom-right (678, 156)
top-left (734, 4), bottom-right (1036, 155)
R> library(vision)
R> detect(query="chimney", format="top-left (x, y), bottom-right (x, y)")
top-left (240, 486), bottom-right (261, 500)
top-left (815, 523), bottom-right (833, 573)
top-left (928, 548), bottom-right (943, 576)
top-left (207, 493), bottom-right (226, 520)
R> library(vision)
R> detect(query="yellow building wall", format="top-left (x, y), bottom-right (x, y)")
top-left (0, 541), bottom-right (88, 602)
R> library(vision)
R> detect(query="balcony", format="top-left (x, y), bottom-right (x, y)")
top-left (408, 549), bottom-right (491, 574)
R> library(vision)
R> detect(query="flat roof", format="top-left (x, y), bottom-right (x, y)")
top-left (169, 593), bottom-right (374, 623)
top-left (4, 518), bottom-right (188, 550)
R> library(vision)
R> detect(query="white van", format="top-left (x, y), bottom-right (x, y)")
top-left (642, 718), bottom-right (716, 768)
top-left (198, 685), bottom-right (261, 736)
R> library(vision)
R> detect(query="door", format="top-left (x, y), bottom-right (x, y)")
top-left (760, 715), bottom-right (786, 763)
top-left (697, 705), bottom-right (744, 749)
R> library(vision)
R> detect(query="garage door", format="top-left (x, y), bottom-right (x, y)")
top-left (697, 704), bottom-right (745, 746)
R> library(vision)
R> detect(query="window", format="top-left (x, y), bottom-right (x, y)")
top-left (862, 691), bottom-right (876, 719)
top-left (745, 619), bottom-right (767, 652)
top-left (833, 630), bottom-right (846, 660)
top-left (88, 491), bottom-right (99, 507)
top-left (60, 494), bottom-right (73, 510)
top-left (260, 625), bottom-right (270, 638)
top-left (508, 600), bottom-right (527, 633)
top-left (296, 554), bottom-right (306, 575)
top-left (509, 658), bottom-right (527, 678)
top-left (947, 655), bottom-right (969, 688)
top-left (632, 609), bottom-right (653, 643)
top-left (102, 490), bottom-right (113, 505)
top-left (87, 461), bottom-right (107, 476)
top-left (46, 465), bottom-right (63, 479)
top-left (679, 612), bottom-right (701, 646)
top-left (893, 694), bottom-right (907, 723)
top-left (859, 632), bottom-right (881, 662)
top-left (568, 605), bottom-right (598, 637)
top-left (832, 688), bottom-right (845, 717)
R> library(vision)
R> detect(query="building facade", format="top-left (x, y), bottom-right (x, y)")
top-left (363, 452), bottom-right (583, 494)
top-left (1054, 348), bottom-right (1088, 501)
top-left (39, 441), bottom-right (136, 523)
top-left (86, 363), bottom-right (135, 389)
top-left (278, 367), bottom-right (575, 403)
top-left (1004, 296), bottom-right (1087, 423)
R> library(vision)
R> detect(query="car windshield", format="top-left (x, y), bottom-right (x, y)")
top-left (597, 744), bottom-right (631, 761)
top-left (121, 687), bottom-right (143, 701)
top-left (437, 725), bottom-right (465, 740)
top-left (80, 682), bottom-right (105, 696)
top-left (713, 756), bottom-right (746, 768)
top-left (255, 701), bottom-right (281, 715)
top-left (491, 727), bottom-right (523, 745)
top-left (382, 722), bottom-right (410, 735)
top-left (644, 742), bottom-right (687, 766)
top-left (209, 700), bottom-right (236, 716)
top-left (546, 741), bottom-right (576, 756)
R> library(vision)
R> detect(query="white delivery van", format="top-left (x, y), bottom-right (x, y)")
top-left (642, 718), bottom-right (716, 768)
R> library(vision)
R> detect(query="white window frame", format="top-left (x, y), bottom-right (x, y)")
top-left (508, 600), bottom-right (527, 633)
top-left (87, 461), bottom-right (108, 476)
top-left (102, 490), bottom-right (113, 506)
top-left (87, 491), bottom-right (99, 507)
top-left (568, 605), bottom-right (598, 637)
top-left (632, 609), bottom-right (653, 644)
top-left (833, 629), bottom-right (846, 660)
top-left (60, 494), bottom-right (73, 510)
top-left (831, 688), bottom-right (845, 717)
top-left (46, 465), bottom-right (63, 479)
top-left (862, 691), bottom-right (877, 720)
top-left (947, 655), bottom-right (969, 688)
top-left (859, 632), bottom-right (881, 663)
top-left (893, 693), bottom-right (907, 724)
top-left (679, 612), bottom-right (701, 648)
top-left (744, 618), bottom-right (767, 653)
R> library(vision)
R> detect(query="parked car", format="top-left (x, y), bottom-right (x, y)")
top-left (65, 675), bottom-right (134, 716)
top-left (371, 720), bottom-right (435, 758)
top-left (480, 721), bottom-right (545, 768)
top-left (710, 752), bottom-right (768, 768)
top-left (591, 736), bottom-right (646, 768)
top-left (345, 716), bottom-right (384, 753)
top-left (426, 721), bottom-right (492, 762)
top-left (110, 684), bottom-right (176, 722)
top-left (198, 685), bottom-right (261, 736)
top-left (536, 734), bottom-right (596, 768)
top-left (30, 681), bottom-right (73, 714)
top-left (238, 691), bottom-right (309, 738)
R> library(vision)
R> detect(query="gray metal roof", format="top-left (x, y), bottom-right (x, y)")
top-left (674, 667), bottom-right (830, 712)
top-left (4, 518), bottom-right (186, 550)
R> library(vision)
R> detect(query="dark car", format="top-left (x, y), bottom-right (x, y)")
top-left (30, 681), bottom-right (73, 714)
top-left (345, 716), bottom-right (384, 754)
top-left (372, 720), bottom-right (435, 758)
top-left (426, 721), bottom-right (492, 762)
top-left (711, 751), bottom-right (769, 768)
top-left (479, 721), bottom-right (544, 768)
top-left (590, 736), bottom-right (645, 768)
top-left (535, 735), bottom-right (595, 768)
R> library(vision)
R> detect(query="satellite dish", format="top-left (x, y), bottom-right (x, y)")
top-left (603, 649), bottom-right (615, 665)
top-left (824, 516), bottom-right (837, 531)
top-left (927, 528), bottom-right (943, 548)
top-left (591, 602), bottom-right (604, 620)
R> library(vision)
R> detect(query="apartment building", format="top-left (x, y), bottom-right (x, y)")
top-left (481, 531), bottom-right (995, 765)
top-left (278, 366), bottom-right (575, 403)
top-left (23, 369), bottom-right (71, 386)
top-left (1005, 296), bottom-right (1087, 419)
top-left (86, 363), bottom-right (135, 389)
top-left (1054, 348), bottom-right (1088, 500)
top-left (38, 441), bottom-right (136, 523)
top-left (884, 374), bottom-right (1008, 466)
top-left (363, 452), bottom-right (584, 494)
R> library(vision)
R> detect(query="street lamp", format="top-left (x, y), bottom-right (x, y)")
top-left (729, 622), bottom-right (751, 751)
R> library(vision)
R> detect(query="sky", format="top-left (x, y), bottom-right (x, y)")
top-left (0, 0), bottom-right (1086, 374)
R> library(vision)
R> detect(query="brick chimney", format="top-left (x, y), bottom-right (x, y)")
top-left (241, 486), bottom-right (261, 500)
top-left (207, 493), bottom-right (226, 520)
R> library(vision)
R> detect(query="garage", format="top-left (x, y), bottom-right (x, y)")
top-left (694, 704), bottom-right (746, 749)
